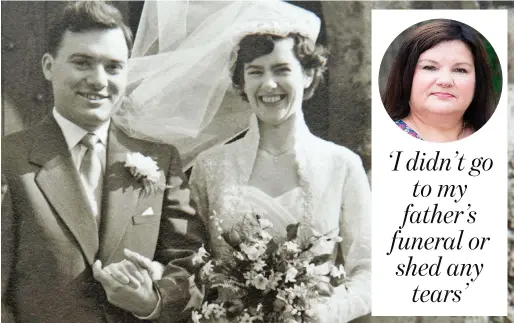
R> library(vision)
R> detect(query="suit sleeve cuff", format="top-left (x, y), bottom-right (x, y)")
top-left (134, 284), bottom-right (162, 320)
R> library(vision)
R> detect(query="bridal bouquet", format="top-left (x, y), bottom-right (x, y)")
top-left (189, 212), bottom-right (347, 323)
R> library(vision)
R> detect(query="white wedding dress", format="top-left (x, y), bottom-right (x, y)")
top-left (116, 1), bottom-right (369, 321)
top-left (190, 113), bottom-right (371, 323)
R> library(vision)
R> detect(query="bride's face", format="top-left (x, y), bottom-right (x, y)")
top-left (243, 38), bottom-right (313, 126)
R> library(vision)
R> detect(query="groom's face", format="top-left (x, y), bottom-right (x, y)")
top-left (42, 28), bottom-right (129, 131)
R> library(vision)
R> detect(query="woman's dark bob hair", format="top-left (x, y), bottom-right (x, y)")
top-left (232, 33), bottom-right (328, 102)
top-left (382, 19), bottom-right (496, 131)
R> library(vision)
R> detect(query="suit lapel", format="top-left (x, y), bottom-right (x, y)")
top-left (97, 124), bottom-right (141, 263)
top-left (31, 116), bottom-right (99, 265)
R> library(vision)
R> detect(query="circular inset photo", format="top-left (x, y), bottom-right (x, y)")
top-left (379, 19), bottom-right (502, 143)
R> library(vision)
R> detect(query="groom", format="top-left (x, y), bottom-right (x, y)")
top-left (1, 2), bottom-right (207, 322)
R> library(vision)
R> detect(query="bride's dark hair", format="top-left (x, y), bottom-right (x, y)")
top-left (232, 33), bottom-right (328, 102)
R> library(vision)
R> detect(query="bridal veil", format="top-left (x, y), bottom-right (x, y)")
top-left (113, 1), bottom-right (321, 169)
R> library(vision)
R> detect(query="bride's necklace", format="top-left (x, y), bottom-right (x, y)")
top-left (258, 147), bottom-right (294, 162)
top-left (407, 115), bottom-right (466, 141)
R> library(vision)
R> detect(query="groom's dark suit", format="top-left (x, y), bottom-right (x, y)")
top-left (1, 115), bottom-right (207, 323)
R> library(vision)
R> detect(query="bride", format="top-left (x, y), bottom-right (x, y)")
top-left (108, 1), bottom-right (370, 322)
top-left (190, 23), bottom-right (370, 323)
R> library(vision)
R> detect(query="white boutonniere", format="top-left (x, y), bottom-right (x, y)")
top-left (124, 152), bottom-right (166, 197)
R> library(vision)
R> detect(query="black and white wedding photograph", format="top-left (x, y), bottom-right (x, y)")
top-left (1, 1), bottom-right (372, 322)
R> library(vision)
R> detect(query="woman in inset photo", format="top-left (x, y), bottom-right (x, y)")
top-left (381, 19), bottom-right (501, 143)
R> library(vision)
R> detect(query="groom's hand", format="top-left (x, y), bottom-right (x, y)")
top-left (101, 249), bottom-right (165, 289)
top-left (124, 248), bottom-right (165, 281)
top-left (103, 259), bottom-right (145, 289)
top-left (93, 259), bottom-right (159, 317)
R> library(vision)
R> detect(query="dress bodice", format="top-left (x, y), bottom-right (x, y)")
top-left (274, 187), bottom-right (303, 220)
top-left (189, 120), bottom-right (372, 322)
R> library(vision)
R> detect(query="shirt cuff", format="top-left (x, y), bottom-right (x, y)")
top-left (134, 284), bottom-right (162, 320)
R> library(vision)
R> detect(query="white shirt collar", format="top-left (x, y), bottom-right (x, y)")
top-left (52, 107), bottom-right (110, 150)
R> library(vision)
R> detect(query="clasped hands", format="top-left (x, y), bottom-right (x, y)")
top-left (92, 249), bottom-right (165, 317)
top-left (92, 249), bottom-right (334, 318)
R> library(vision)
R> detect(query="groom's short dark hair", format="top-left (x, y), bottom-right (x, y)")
top-left (48, 1), bottom-right (133, 57)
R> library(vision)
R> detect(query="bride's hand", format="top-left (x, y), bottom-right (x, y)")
top-left (315, 280), bottom-right (334, 297)
top-left (149, 261), bottom-right (165, 280)
top-left (315, 281), bottom-right (334, 297)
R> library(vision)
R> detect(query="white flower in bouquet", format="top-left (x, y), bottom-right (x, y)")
top-left (330, 264), bottom-right (346, 279)
top-left (244, 271), bottom-right (257, 286)
top-left (200, 260), bottom-right (214, 278)
top-left (210, 212), bottom-right (224, 227)
top-left (280, 283), bottom-right (308, 307)
top-left (240, 312), bottom-right (258, 323)
top-left (252, 238), bottom-right (269, 252)
top-left (201, 302), bottom-right (225, 320)
top-left (257, 217), bottom-right (273, 229)
top-left (252, 259), bottom-right (267, 272)
top-left (288, 282), bottom-right (308, 299)
top-left (213, 304), bottom-right (226, 318)
top-left (201, 302), bottom-right (214, 319)
top-left (268, 270), bottom-right (283, 290)
top-left (240, 243), bottom-right (265, 260)
top-left (286, 305), bottom-right (298, 318)
top-left (198, 245), bottom-right (209, 256)
top-left (234, 250), bottom-right (245, 260)
top-left (285, 266), bottom-right (299, 283)
top-left (191, 310), bottom-right (203, 323)
top-left (252, 273), bottom-right (269, 290)
top-left (192, 244), bottom-right (209, 265)
top-left (304, 262), bottom-right (324, 278)
top-left (258, 229), bottom-right (273, 242)
top-left (283, 241), bottom-right (301, 254)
